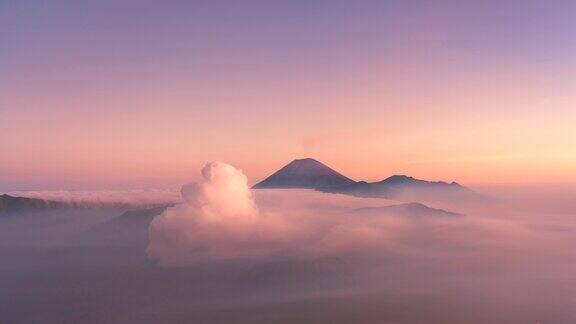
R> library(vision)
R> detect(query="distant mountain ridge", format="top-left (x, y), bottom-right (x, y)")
top-left (320, 174), bottom-right (479, 202)
top-left (353, 202), bottom-right (463, 217)
top-left (0, 193), bottom-right (170, 214)
top-left (0, 194), bottom-right (68, 214)
top-left (253, 158), bottom-right (355, 189)
top-left (254, 159), bottom-right (480, 202)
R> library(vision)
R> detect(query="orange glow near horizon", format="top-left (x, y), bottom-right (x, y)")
top-left (2, 1), bottom-right (576, 190)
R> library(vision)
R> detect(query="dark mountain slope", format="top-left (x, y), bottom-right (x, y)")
top-left (253, 158), bottom-right (355, 189)
top-left (353, 202), bottom-right (463, 217)
top-left (0, 194), bottom-right (69, 214)
top-left (320, 175), bottom-right (480, 202)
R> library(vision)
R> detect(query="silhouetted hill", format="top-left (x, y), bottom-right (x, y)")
top-left (353, 202), bottom-right (463, 217)
top-left (0, 194), bottom-right (69, 214)
top-left (0, 193), bottom-right (173, 215)
top-left (320, 174), bottom-right (480, 202)
top-left (253, 158), bottom-right (355, 189)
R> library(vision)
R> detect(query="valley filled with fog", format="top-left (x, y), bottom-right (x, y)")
top-left (1, 163), bottom-right (576, 324)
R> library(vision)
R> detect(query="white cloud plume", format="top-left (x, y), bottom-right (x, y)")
top-left (147, 162), bottom-right (302, 265)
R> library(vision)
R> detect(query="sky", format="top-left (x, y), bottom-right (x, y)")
top-left (1, 0), bottom-right (576, 190)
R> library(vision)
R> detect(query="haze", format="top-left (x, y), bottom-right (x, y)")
top-left (2, 0), bottom-right (576, 190)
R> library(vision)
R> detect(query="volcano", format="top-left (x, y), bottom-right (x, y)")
top-left (252, 158), bottom-right (355, 189)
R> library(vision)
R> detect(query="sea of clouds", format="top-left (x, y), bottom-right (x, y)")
top-left (2, 162), bottom-right (576, 323)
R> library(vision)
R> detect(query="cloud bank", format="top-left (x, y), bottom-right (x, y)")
top-left (4, 163), bottom-right (575, 323)
top-left (147, 162), bottom-right (538, 267)
top-left (6, 189), bottom-right (181, 207)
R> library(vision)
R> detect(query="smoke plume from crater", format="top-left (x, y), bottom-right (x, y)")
top-left (147, 162), bottom-right (302, 265)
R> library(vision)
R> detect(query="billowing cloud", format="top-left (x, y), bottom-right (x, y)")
top-left (147, 162), bottom-right (302, 265)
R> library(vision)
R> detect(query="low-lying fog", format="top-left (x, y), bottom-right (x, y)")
top-left (1, 163), bottom-right (576, 323)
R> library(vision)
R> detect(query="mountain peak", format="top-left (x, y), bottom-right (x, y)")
top-left (253, 158), bottom-right (355, 189)
top-left (292, 157), bottom-right (318, 162)
top-left (379, 174), bottom-right (461, 187)
top-left (381, 175), bottom-right (415, 184)
top-left (286, 158), bottom-right (325, 167)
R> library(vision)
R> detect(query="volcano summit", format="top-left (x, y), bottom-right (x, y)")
top-left (252, 158), bottom-right (355, 189)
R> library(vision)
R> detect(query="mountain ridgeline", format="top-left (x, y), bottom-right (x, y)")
top-left (353, 202), bottom-right (463, 217)
top-left (0, 193), bottom-right (172, 215)
top-left (253, 158), bottom-right (480, 202)
top-left (0, 194), bottom-right (69, 214)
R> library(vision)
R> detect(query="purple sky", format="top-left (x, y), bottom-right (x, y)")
top-left (1, 0), bottom-right (576, 190)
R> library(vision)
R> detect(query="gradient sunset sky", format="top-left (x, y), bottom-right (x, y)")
top-left (2, 0), bottom-right (575, 190)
